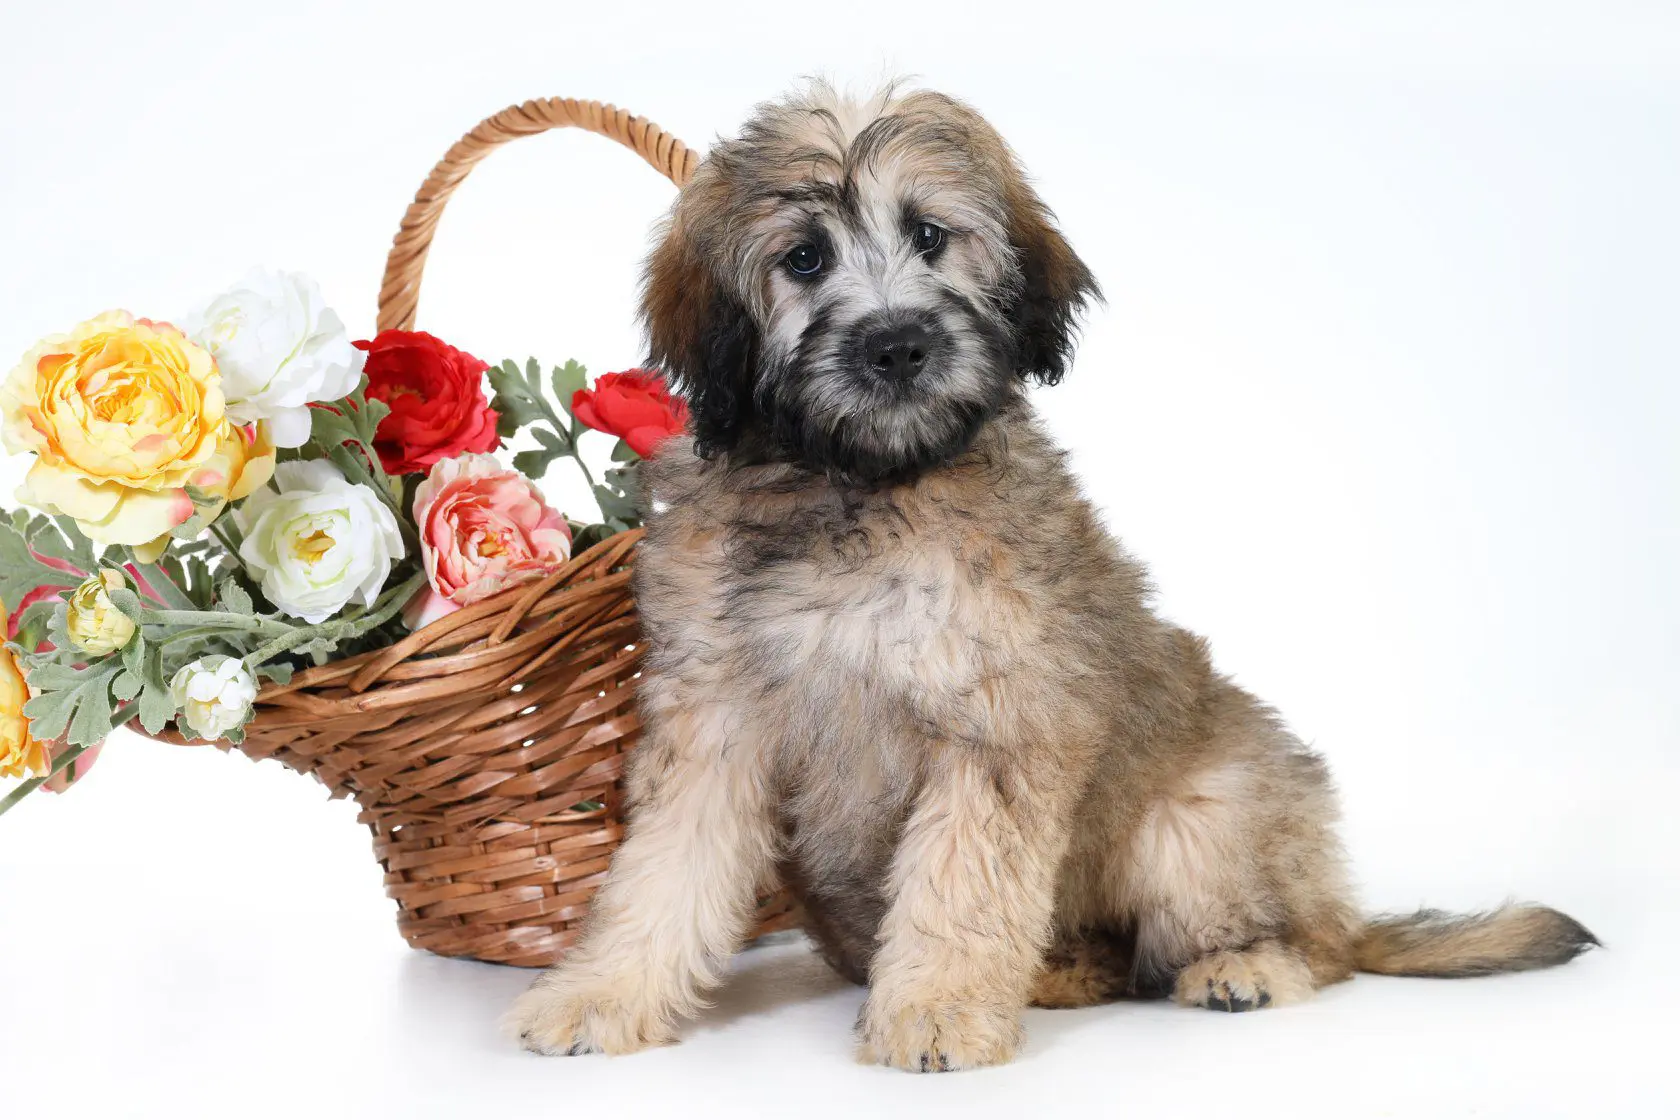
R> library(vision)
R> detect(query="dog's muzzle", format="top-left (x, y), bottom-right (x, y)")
top-left (853, 315), bottom-right (947, 384)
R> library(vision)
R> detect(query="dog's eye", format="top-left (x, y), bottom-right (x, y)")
top-left (785, 244), bottom-right (823, 277)
top-left (912, 221), bottom-right (945, 255)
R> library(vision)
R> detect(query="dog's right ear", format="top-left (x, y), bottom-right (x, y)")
top-left (640, 214), bottom-right (758, 458)
top-left (1000, 180), bottom-right (1101, 386)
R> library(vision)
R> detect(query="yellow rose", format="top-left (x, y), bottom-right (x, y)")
top-left (66, 568), bottom-right (138, 656)
top-left (1, 636), bottom-right (48, 781)
top-left (2, 311), bottom-right (275, 561)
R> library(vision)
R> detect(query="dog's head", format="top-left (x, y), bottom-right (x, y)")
top-left (641, 82), bottom-right (1100, 483)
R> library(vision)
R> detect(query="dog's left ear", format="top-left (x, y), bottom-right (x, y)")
top-left (1001, 177), bottom-right (1101, 385)
top-left (640, 209), bottom-right (759, 458)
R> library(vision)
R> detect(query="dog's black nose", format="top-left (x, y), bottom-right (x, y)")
top-left (864, 324), bottom-right (932, 382)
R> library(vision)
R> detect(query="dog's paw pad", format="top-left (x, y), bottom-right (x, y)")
top-left (1174, 945), bottom-right (1307, 1012)
top-left (1200, 978), bottom-right (1269, 1012)
top-left (504, 983), bottom-right (672, 1056)
top-left (857, 997), bottom-right (1021, 1073)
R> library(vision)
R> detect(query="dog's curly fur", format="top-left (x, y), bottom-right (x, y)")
top-left (507, 81), bottom-right (1596, 1071)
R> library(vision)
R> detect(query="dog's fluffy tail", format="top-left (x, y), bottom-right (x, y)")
top-left (1353, 903), bottom-right (1598, 978)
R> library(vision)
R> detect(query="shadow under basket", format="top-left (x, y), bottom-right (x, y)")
top-left (155, 530), bottom-right (800, 966)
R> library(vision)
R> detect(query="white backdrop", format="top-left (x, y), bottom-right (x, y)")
top-left (2, 2), bottom-right (1675, 1117)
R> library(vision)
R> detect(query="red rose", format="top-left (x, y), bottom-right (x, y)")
top-left (571, 370), bottom-right (689, 459)
top-left (355, 330), bottom-right (500, 475)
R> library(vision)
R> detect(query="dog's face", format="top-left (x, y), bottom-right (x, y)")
top-left (642, 83), bottom-right (1099, 483)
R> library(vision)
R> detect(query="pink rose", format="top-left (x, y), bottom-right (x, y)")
top-left (404, 454), bottom-right (572, 630)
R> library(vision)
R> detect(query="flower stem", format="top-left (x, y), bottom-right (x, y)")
top-left (0, 742), bottom-right (89, 817)
top-left (122, 549), bottom-right (199, 612)
top-left (570, 448), bottom-right (598, 490)
top-left (239, 572), bottom-right (425, 670)
top-left (143, 610), bottom-right (292, 635)
top-left (209, 519), bottom-right (242, 557)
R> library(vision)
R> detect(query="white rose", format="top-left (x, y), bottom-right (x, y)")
top-left (170, 655), bottom-right (259, 741)
top-left (235, 460), bottom-right (404, 624)
top-left (184, 268), bottom-right (365, 448)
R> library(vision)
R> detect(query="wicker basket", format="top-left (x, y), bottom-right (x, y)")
top-left (155, 98), bottom-right (799, 967)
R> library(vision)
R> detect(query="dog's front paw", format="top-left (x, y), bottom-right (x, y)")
top-left (856, 994), bottom-right (1023, 1072)
top-left (505, 980), bottom-right (675, 1057)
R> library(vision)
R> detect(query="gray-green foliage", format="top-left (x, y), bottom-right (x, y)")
top-left (2, 376), bottom-right (429, 756)
top-left (489, 358), bottom-right (647, 538)
top-left (4, 503), bottom-right (426, 754)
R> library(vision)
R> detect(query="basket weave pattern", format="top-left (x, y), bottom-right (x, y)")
top-left (164, 99), bottom-right (797, 966)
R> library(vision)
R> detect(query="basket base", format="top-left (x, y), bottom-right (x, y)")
top-left (371, 810), bottom-right (802, 967)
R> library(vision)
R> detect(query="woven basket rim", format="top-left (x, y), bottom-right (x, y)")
top-left (277, 526), bottom-right (641, 696)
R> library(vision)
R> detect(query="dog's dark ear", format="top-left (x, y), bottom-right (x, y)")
top-left (641, 215), bottom-right (759, 458)
top-left (1001, 178), bottom-right (1101, 385)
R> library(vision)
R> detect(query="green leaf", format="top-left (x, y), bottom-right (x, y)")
top-left (306, 379), bottom-right (403, 516)
top-left (21, 660), bottom-right (120, 747)
top-left (512, 449), bottom-right (560, 479)
top-left (40, 602), bottom-right (77, 662)
top-left (610, 438), bottom-right (639, 462)
top-left (569, 524), bottom-right (614, 553)
top-left (135, 550), bottom-right (209, 611)
top-left (121, 629), bottom-right (146, 675)
top-left (551, 360), bottom-right (588, 408)
top-left (12, 598), bottom-right (56, 653)
top-left (254, 660), bottom-right (294, 687)
top-left (0, 517), bottom-right (84, 617)
top-left (29, 515), bottom-right (99, 572)
top-left (135, 643), bottom-right (177, 735)
top-left (604, 463), bottom-right (641, 495)
top-left (111, 669), bottom-right (143, 702)
top-left (216, 578), bottom-right (255, 617)
top-left (489, 361), bottom-right (555, 434)
top-left (593, 484), bottom-right (640, 525)
top-left (18, 658), bottom-right (83, 691)
top-left (107, 585), bottom-right (146, 630)
top-left (493, 407), bottom-right (525, 440)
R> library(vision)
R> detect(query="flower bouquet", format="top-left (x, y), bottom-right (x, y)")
top-left (3, 95), bottom-right (797, 966)
top-left (0, 269), bottom-right (683, 810)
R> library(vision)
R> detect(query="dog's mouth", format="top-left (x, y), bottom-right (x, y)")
top-left (755, 307), bottom-right (1015, 484)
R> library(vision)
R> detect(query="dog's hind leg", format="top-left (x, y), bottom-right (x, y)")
top-left (1171, 938), bottom-right (1318, 1011)
top-left (1030, 928), bottom-right (1132, 1009)
top-left (1029, 926), bottom-right (1174, 1008)
top-left (1114, 703), bottom-right (1366, 1013)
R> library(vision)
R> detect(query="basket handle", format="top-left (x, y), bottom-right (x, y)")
top-left (376, 97), bottom-right (700, 332)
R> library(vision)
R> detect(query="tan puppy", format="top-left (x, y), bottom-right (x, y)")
top-left (508, 81), bottom-right (1595, 1071)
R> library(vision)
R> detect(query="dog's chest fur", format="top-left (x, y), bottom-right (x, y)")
top-left (634, 407), bottom-right (1134, 976)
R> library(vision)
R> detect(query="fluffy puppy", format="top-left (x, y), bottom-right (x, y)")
top-left (508, 81), bottom-right (1595, 1071)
